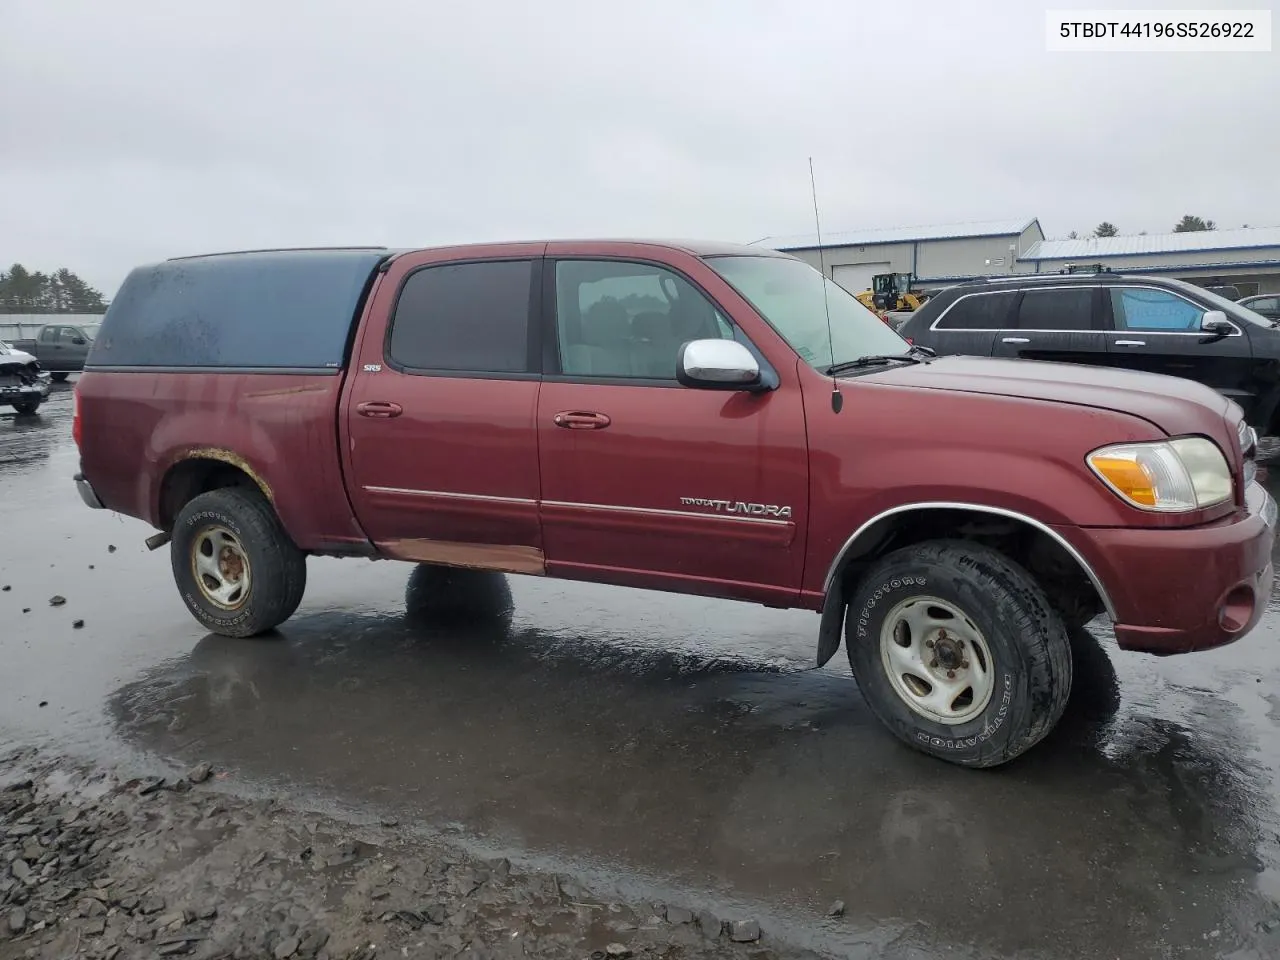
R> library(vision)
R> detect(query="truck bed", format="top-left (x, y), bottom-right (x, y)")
top-left (77, 247), bottom-right (391, 553)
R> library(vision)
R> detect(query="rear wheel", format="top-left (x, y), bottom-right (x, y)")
top-left (10, 400), bottom-right (41, 416)
top-left (845, 539), bottom-right (1072, 768)
top-left (170, 487), bottom-right (307, 638)
top-left (50, 372), bottom-right (69, 383)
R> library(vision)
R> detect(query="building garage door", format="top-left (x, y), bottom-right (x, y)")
top-left (832, 262), bottom-right (891, 295)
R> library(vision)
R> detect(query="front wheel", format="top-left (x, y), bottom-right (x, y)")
top-left (10, 399), bottom-right (41, 416)
top-left (845, 539), bottom-right (1072, 768)
top-left (170, 487), bottom-right (307, 638)
top-left (49, 372), bottom-right (69, 383)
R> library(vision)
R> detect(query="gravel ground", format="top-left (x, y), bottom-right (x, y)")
top-left (0, 749), bottom-right (817, 960)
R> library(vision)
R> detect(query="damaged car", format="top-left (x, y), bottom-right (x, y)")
top-left (0, 339), bottom-right (52, 416)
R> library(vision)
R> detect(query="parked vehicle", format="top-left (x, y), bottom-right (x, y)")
top-left (73, 243), bottom-right (1276, 768)
top-left (1238, 294), bottom-right (1280, 322)
top-left (2, 320), bottom-right (102, 381)
top-left (898, 271), bottom-right (1280, 433)
top-left (0, 340), bottom-right (51, 415)
top-left (1203, 284), bottom-right (1243, 300)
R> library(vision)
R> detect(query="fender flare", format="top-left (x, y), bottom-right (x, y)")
top-left (814, 501), bottom-right (1117, 667)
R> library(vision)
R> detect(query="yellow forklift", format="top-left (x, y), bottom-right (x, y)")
top-left (856, 272), bottom-right (931, 313)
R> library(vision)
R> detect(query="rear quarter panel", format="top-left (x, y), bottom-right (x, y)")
top-left (77, 370), bottom-right (368, 551)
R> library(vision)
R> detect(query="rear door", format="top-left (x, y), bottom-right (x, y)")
top-left (535, 253), bottom-right (808, 606)
top-left (1103, 284), bottom-right (1255, 408)
top-left (342, 245), bottom-right (546, 572)
top-left (918, 290), bottom-right (1015, 356)
top-left (992, 286), bottom-right (1107, 365)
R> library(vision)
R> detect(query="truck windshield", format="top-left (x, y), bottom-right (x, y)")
top-left (82, 324), bottom-right (100, 340)
top-left (706, 255), bottom-right (909, 371)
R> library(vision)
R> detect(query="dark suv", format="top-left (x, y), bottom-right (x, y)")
top-left (898, 272), bottom-right (1280, 432)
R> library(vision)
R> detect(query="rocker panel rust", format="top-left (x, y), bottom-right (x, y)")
top-left (382, 539), bottom-right (546, 575)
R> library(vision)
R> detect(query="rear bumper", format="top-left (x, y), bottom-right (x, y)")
top-left (1059, 481), bottom-right (1277, 655)
top-left (74, 473), bottom-right (104, 510)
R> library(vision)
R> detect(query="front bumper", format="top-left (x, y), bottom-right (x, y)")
top-left (1059, 481), bottom-right (1277, 655)
top-left (0, 378), bottom-right (50, 404)
top-left (74, 473), bottom-right (104, 510)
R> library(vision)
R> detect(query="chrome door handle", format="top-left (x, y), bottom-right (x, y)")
top-left (1001, 337), bottom-right (1030, 344)
top-left (1114, 340), bottom-right (1146, 346)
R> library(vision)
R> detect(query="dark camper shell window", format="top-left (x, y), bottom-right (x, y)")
top-left (89, 249), bottom-right (389, 371)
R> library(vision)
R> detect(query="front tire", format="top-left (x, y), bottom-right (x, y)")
top-left (845, 539), bottom-right (1072, 768)
top-left (50, 372), bottom-right (69, 383)
top-left (10, 400), bottom-right (41, 416)
top-left (171, 488), bottom-right (307, 638)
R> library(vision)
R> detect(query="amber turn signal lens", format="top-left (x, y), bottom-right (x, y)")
top-left (1089, 456), bottom-right (1157, 507)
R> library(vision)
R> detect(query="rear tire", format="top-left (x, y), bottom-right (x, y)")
top-left (170, 488), bottom-right (307, 638)
top-left (845, 539), bottom-right (1072, 768)
top-left (10, 400), bottom-right (41, 416)
top-left (50, 373), bottom-right (69, 383)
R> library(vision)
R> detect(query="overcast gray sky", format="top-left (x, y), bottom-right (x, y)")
top-left (2, 0), bottom-right (1276, 296)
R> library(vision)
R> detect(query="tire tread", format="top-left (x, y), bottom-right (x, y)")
top-left (171, 487), bottom-right (307, 638)
top-left (845, 538), bottom-right (1072, 768)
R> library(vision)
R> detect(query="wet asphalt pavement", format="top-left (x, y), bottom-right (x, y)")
top-left (5, 384), bottom-right (1280, 959)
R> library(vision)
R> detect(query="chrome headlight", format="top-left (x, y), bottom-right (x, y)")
top-left (1086, 437), bottom-right (1233, 512)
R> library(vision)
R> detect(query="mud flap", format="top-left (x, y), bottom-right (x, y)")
top-left (816, 577), bottom-right (847, 667)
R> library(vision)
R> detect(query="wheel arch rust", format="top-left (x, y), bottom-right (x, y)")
top-left (157, 447), bottom-right (276, 531)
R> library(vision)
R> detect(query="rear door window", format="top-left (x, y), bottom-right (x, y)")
top-left (1013, 288), bottom-right (1095, 330)
top-left (934, 292), bottom-right (1016, 330)
top-left (1109, 288), bottom-right (1205, 331)
top-left (388, 260), bottom-right (535, 374)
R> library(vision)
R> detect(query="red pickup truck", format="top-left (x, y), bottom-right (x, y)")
top-left (73, 241), bottom-right (1277, 768)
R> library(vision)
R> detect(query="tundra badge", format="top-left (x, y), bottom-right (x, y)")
top-left (680, 497), bottom-right (792, 519)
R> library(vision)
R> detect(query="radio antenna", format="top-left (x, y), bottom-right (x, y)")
top-left (808, 157), bottom-right (842, 413)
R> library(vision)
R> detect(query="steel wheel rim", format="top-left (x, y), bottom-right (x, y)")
top-left (191, 525), bottom-right (251, 610)
top-left (878, 595), bottom-right (994, 725)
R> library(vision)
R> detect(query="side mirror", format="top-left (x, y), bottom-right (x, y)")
top-left (1200, 311), bottom-right (1234, 336)
top-left (677, 339), bottom-right (762, 390)
top-left (72, 337), bottom-right (86, 345)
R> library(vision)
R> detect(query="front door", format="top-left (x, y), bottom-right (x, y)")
top-left (1103, 284), bottom-right (1256, 411)
top-left (536, 256), bottom-right (809, 606)
top-left (992, 286), bottom-right (1108, 366)
top-left (343, 248), bottom-right (546, 572)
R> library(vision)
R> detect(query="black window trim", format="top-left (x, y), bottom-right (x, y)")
top-left (540, 254), bottom-right (775, 390)
top-left (382, 255), bottom-right (544, 381)
top-left (1102, 283), bottom-right (1244, 337)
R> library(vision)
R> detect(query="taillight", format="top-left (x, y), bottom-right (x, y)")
top-left (72, 383), bottom-right (82, 450)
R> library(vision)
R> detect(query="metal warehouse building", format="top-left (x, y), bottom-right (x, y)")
top-left (758, 219), bottom-right (1280, 298)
